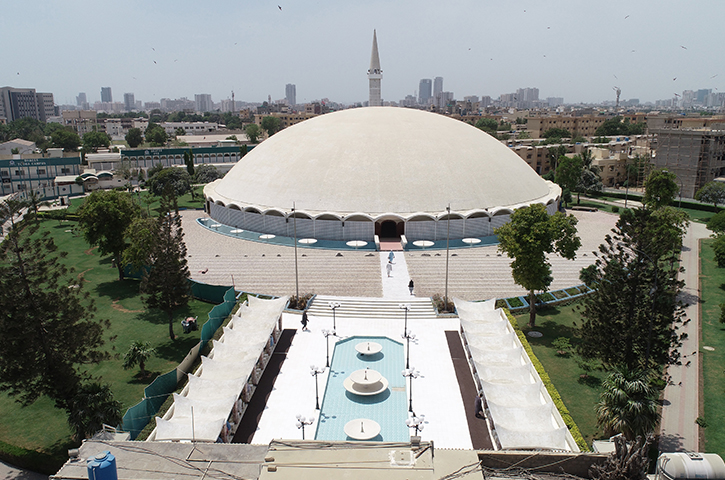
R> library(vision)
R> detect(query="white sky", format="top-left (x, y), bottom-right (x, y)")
top-left (2, 0), bottom-right (723, 106)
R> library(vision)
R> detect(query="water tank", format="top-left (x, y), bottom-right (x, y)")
top-left (657, 452), bottom-right (725, 479)
top-left (87, 451), bottom-right (118, 480)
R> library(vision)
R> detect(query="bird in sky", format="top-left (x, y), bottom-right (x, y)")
top-left (711, 74), bottom-right (718, 79)
top-left (624, 15), bottom-right (630, 19)
top-left (278, 5), bottom-right (282, 10)
top-left (152, 47), bottom-right (155, 51)
top-left (681, 45), bottom-right (687, 50)
top-left (153, 60), bottom-right (157, 64)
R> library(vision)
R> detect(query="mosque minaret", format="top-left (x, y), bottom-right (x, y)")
top-left (367, 30), bottom-right (382, 106)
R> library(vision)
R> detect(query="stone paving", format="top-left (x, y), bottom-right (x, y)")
top-left (183, 209), bottom-right (618, 301)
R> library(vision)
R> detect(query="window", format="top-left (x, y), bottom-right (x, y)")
top-left (0, 171), bottom-right (8, 177)
top-left (61, 168), bottom-right (70, 174)
top-left (15, 170), bottom-right (23, 176)
top-left (37, 169), bottom-right (46, 175)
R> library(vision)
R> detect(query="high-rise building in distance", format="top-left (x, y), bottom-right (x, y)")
top-left (419, 79), bottom-right (432, 105)
top-left (124, 93), bottom-right (135, 112)
top-left (76, 92), bottom-right (87, 107)
top-left (0, 87), bottom-right (54, 123)
top-left (285, 84), bottom-right (296, 106)
top-left (367, 30), bottom-right (382, 107)
top-left (433, 77), bottom-right (443, 98)
top-left (101, 87), bottom-right (112, 103)
top-left (195, 94), bottom-right (213, 113)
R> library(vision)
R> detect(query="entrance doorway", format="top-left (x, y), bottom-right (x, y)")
top-left (380, 220), bottom-right (399, 238)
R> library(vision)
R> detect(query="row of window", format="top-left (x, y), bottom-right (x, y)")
top-left (0, 168), bottom-right (71, 177)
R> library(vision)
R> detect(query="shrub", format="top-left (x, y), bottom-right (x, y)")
top-left (713, 234), bottom-right (725, 268)
top-left (552, 290), bottom-right (569, 300)
top-left (506, 296), bottom-right (524, 308)
top-left (536, 292), bottom-right (555, 303)
top-left (611, 206), bottom-right (619, 213)
top-left (431, 294), bottom-right (455, 314)
top-left (552, 337), bottom-right (573, 356)
top-left (287, 293), bottom-right (314, 311)
top-left (708, 211), bottom-right (725, 233)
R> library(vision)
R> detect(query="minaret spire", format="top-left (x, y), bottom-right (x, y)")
top-left (367, 30), bottom-right (382, 106)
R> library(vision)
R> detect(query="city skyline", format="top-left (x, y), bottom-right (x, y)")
top-left (1, 0), bottom-right (723, 107)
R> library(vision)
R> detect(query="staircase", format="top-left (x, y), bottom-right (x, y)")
top-left (307, 295), bottom-right (438, 320)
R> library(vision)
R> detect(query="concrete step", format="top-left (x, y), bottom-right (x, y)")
top-left (307, 295), bottom-right (438, 320)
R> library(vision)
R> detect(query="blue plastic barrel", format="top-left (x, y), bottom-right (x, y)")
top-left (87, 451), bottom-right (118, 480)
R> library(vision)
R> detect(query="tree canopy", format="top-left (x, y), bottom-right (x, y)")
top-left (82, 131), bottom-right (111, 153)
top-left (0, 217), bottom-right (111, 410)
top-left (594, 117), bottom-right (647, 137)
top-left (643, 169), bottom-right (679, 209)
top-left (554, 156), bottom-right (582, 207)
top-left (245, 123), bottom-right (261, 144)
top-left (77, 190), bottom-right (143, 280)
top-left (542, 127), bottom-right (572, 139)
top-left (125, 127), bottom-right (143, 148)
top-left (145, 122), bottom-right (168, 147)
top-left (193, 164), bottom-right (222, 184)
top-left (147, 167), bottom-right (192, 197)
top-left (261, 116), bottom-right (282, 137)
top-left (596, 366), bottom-right (660, 441)
top-left (577, 207), bottom-right (688, 370)
top-left (51, 128), bottom-right (81, 151)
top-left (695, 181), bottom-right (725, 208)
top-left (495, 204), bottom-right (581, 327)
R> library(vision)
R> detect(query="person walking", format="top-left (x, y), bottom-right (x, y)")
top-left (474, 394), bottom-right (485, 419)
top-left (408, 279), bottom-right (414, 295)
top-left (386, 261), bottom-right (393, 277)
top-left (301, 311), bottom-right (309, 331)
top-left (388, 250), bottom-right (395, 263)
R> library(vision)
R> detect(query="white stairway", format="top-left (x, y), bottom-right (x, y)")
top-left (307, 294), bottom-right (438, 320)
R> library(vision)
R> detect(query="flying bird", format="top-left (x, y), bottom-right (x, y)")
top-left (613, 74), bottom-right (618, 79)
top-left (152, 47), bottom-right (155, 51)
top-left (711, 74), bottom-right (718, 78)
top-left (153, 60), bottom-right (157, 64)
top-left (278, 5), bottom-right (282, 10)
top-left (673, 77), bottom-right (676, 81)
top-left (680, 45), bottom-right (687, 50)
top-left (624, 15), bottom-right (630, 19)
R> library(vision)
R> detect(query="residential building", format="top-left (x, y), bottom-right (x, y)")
top-left (160, 97), bottom-right (195, 112)
top-left (285, 84), bottom-right (296, 106)
top-left (418, 79), bottom-right (432, 105)
top-left (367, 30), bottom-right (382, 107)
top-left (124, 93), bottom-right (135, 112)
top-left (62, 110), bottom-right (98, 137)
top-left (547, 97), bottom-right (564, 107)
top-left (195, 94), bottom-right (213, 113)
top-left (0, 139), bottom-right (35, 156)
top-left (36, 92), bottom-right (56, 121)
top-left (100, 87), bottom-right (112, 103)
top-left (652, 127), bottom-right (725, 198)
top-left (161, 121), bottom-right (219, 136)
top-left (253, 112), bottom-right (317, 130)
top-left (527, 115), bottom-right (609, 138)
top-left (76, 92), bottom-right (87, 106)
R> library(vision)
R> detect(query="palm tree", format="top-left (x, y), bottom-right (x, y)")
top-left (596, 366), bottom-right (660, 440)
top-left (576, 148), bottom-right (603, 204)
top-left (26, 190), bottom-right (50, 223)
top-left (122, 341), bottom-right (156, 375)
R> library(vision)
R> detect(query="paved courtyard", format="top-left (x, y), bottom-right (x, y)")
top-left (183, 209), bottom-right (618, 300)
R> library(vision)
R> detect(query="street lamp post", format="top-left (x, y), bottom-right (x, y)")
top-left (295, 415), bottom-right (314, 440)
top-left (328, 301), bottom-right (341, 331)
top-left (292, 202), bottom-right (300, 303)
top-left (310, 365), bottom-right (325, 410)
top-left (402, 368), bottom-right (420, 413)
top-left (399, 303), bottom-right (411, 336)
top-left (405, 414), bottom-right (425, 437)
top-left (444, 204), bottom-right (451, 312)
top-left (322, 329), bottom-right (336, 368)
top-left (401, 330), bottom-right (416, 370)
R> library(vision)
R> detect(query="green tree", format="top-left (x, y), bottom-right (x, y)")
top-left (245, 123), bottom-right (261, 144)
top-left (175, 127), bottom-right (186, 137)
top-left (125, 127), bottom-right (143, 148)
top-left (65, 381), bottom-right (122, 440)
top-left (555, 156), bottom-right (583, 207)
top-left (82, 131), bottom-right (111, 152)
top-left (542, 127), bottom-right (572, 139)
top-left (517, 131), bottom-right (531, 140)
top-left (193, 164), bottom-right (222, 184)
top-left (77, 190), bottom-right (143, 280)
top-left (147, 167), bottom-right (192, 197)
top-left (596, 366), bottom-right (660, 441)
top-left (643, 169), bottom-right (678, 209)
top-left (577, 207), bottom-right (688, 370)
top-left (140, 192), bottom-right (191, 340)
top-left (145, 122), bottom-right (168, 147)
top-left (183, 149), bottom-right (195, 177)
top-left (240, 144), bottom-right (248, 158)
top-left (546, 145), bottom-right (568, 175)
top-left (0, 220), bottom-right (110, 409)
top-left (261, 116), bottom-right (282, 137)
top-left (707, 211), bottom-right (725, 233)
top-left (712, 234), bottom-right (725, 268)
top-left (122, 341), bottom-right (156, 375)
top-left (695, 181), bottom-right (725, 209)
top-left (595, 117), bottom-right (647, 137)
top-left (26, 190), bottom-right (50, 223)
top-left (475, 118), bottom-right (499, 135)
top-left (495, 204), bottom-right (581, 327)
top-left (51, 128), bottom-right (81, 151)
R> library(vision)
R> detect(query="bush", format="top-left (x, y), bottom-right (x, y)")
top-left (707, 211), bottom-right (725, 233)
top-left (611, 206), bottom-right (619, 213)
top-left (287, 293), bottom-right (313, 311)
top-left (552, 290), bottom-right (569, 300)
top-left (431, 294), bottom-right (455, 314)
top-left (552, 337), bottom-right (573, 356)
top-left (536, 292), bottom-right (555, 303)
top-left (713, 234), bottom-right (725, 268)
top-left (506, 296), bottom-right (524, 308)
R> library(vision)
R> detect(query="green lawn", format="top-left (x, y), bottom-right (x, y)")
top-left (0, 216), bottom-right (215, 470)
top-left (67, 187), bottom-right (205, 214)
top-left (699, 238), bottom-right (725, 456)
top-left (515, 303), bottom-right (605, 446)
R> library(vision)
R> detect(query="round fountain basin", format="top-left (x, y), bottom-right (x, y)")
top-left (344, 418), bottom-right (381, 440)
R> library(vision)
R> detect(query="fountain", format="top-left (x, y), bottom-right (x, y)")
top-left (343, 367), bottom-right (389, 396)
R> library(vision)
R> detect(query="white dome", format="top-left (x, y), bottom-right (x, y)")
top-left (205, 107), bottom-right (558, 217)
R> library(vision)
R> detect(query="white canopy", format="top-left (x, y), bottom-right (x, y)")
top-left (454, 297), bottom-right (579, 452)
top-left (153, 295), bottom-right (288, 442)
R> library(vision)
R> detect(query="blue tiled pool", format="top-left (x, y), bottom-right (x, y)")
top-left (315, 336), bottom-right (409, 442)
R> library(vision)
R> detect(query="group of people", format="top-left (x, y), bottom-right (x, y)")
top-left (386, 251), bottom-right (415, 295)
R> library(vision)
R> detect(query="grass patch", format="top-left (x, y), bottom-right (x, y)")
top-left (552, 290), bottom-right (569, 300)
top-left (0, 216), bottom-right (217, 466)
top-left (515, 303), bottom-right (605, 447)
top-left (506, 296), bottom-right (524, 308)
top-left (536, 292), bottom-right (555, 303)
top-left (700, 238), bottom-right (725, 457)
top-left (66, 188), bottom-right (205, 214)
top-left (565, 287), bottom-right (581, 296)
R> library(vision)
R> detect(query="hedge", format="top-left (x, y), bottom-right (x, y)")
top-left (588, 191), bottom-right (724, 213)
top-left (504, 309), bottom-right (589, 452)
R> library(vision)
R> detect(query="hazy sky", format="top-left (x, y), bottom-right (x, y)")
top-left (2, 0), bottom-right (723, 106)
